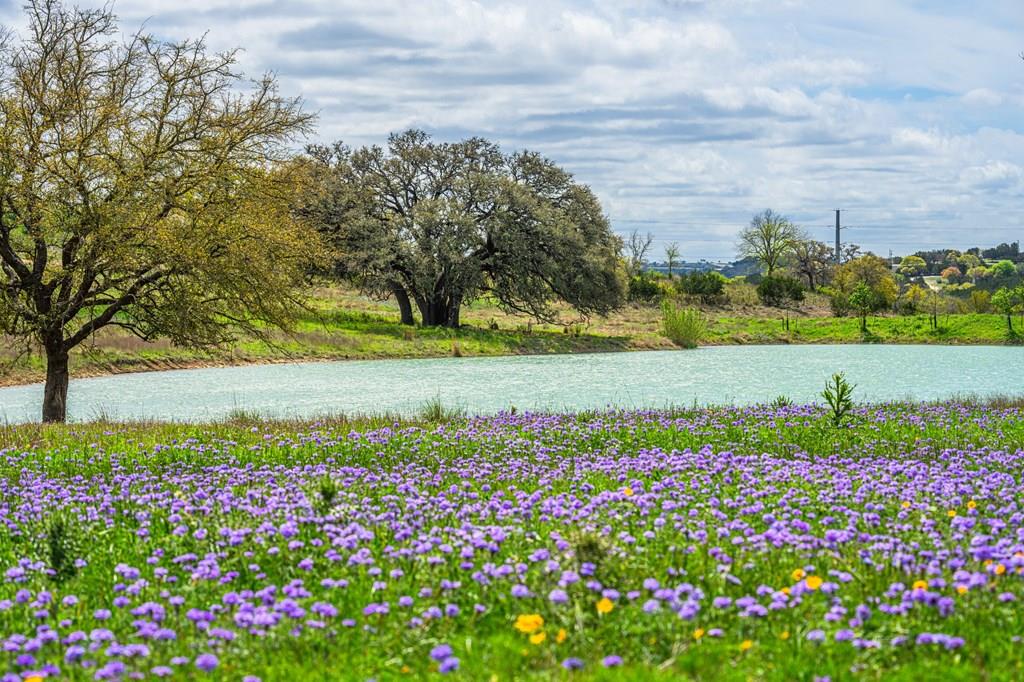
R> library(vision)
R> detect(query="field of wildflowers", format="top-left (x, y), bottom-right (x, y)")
top-left (2, 401), bottom-right (1024, 680)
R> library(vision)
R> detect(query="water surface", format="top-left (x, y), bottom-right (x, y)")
top-left (0, 344), bottom-right (1021, 423)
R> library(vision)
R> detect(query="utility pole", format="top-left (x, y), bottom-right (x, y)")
top-left (834, 209), bottom-right (841, 264)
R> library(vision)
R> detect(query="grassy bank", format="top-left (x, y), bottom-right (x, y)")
top-left (706, 312), bottom-right (1022, 345)
top-left (3, 400), bottom-right (1024, 679)
top-left (1, 286), bottom-right (1020, 387)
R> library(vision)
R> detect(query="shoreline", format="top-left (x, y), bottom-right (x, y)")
top-left (2, 333), bottom-right (1020, 389)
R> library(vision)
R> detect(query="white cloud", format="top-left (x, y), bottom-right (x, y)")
top-left (4, 0), bottom-right (1018, 256)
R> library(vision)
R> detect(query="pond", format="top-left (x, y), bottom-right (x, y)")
top-left (1, 344), bottom-right (1022, 423)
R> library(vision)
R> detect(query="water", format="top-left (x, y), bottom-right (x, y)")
top-left (1, 344), bottom-right (1021, 423)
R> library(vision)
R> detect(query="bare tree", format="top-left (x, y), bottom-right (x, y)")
top-left (626, 230), bottom-right (654, 276)
top-left (737, 210), bottom-right (800, 276)
top-left (791, 239), bottom-right (833, 290)
top-left (664, 242), bottom-right (681, 279)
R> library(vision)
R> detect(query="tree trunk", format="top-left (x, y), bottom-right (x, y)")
top-left (43, 343), bottom-right (70, 423)
top-left (389, 283), bottom-right (414, 325)
top-left (446, 294), bottom-right (462, 328)
top-left (415, 297), bottom-right (448, 327)
top-left (1008, 315), bottom-right (1013, 332)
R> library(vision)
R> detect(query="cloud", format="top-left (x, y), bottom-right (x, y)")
top-left (960, 161), bottom-right (1024, 192)
top-left (6, 0), bottom-right (1020, 257)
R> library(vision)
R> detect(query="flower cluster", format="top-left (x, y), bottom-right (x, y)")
top-left (0, 402), bottom-right (1023, 678)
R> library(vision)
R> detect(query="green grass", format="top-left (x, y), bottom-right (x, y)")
top-left (2, 399), bottom-right (1024, 679)
top-left (706, 313), bottom-right (1023, 346)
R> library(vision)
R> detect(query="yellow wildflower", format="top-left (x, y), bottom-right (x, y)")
top-left (530, 632), bottom-right (547, 645)
top-left (791, 568), bottom-right (806, 581)
top-left (740, 640), bottom-right (753, 651)
top-left (995, 564), bottom-right (1007, 576)
top-left (693, 628), bottom-right (705, 640)
top-left (805, 575), bottom-right (823, 591)
top-left (967, 500), bottom-right (977, 510)
top-left (597, 598), bottom-right (614, 614)
top-left (779, 631), bottom-right (790, 640)
top-left (901, 501), bottom-right (911, 509)
top-left (24, 678), bottom-right (44, 682)
top-left (400, 665), bottom-right (411, 674)
top-left (781, 587), bottom-right (790, 595)
top-left (957, 585), bottom-right (968, 595)
top-left (948, 509), bottom-right (957, 518)
top-left (623, 487), bottom-right (634, 497)
top-left (556, 628), bottom-right (567, 644)
top-left (912, 580), bottom-right (928, 590)
top-left (514, 614), bottom-right (544, 634)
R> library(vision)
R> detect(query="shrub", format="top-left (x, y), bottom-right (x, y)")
top-left (724, 280), bottom-right (759, 306)
top-left (627, 274), bottom-right (663, 304)
top-left (823, 286), bottom-right (850, 317)
top-left (822, 372), bottom-right (856, 428)
top-left (969, 289), bottom-right (991, 313)
top-left (419, 396), bottom-right (464, 422)
top-left (756, 275), bottom-right (805, 307)
top-left (661, 300), bottom-right (706, 349)
top-left (676, 271), bottom-right (726, 303)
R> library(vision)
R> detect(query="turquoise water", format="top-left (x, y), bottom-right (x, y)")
top-left (1, 344), bottom-right (1022, 423)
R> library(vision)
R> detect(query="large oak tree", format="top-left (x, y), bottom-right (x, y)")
top-left (301, 130), bottom-right (625, 327)
top-left (0, 1), bottom-right (317, 422)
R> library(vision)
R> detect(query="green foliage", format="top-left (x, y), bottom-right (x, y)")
top-left (0, 1), bottom-right (318, 422)
top-left (992, 287), bottom-right (1024, 331)
top-left (628, 274), bottom-right (664, 303)
top-left (969, 289), bottom-right (992, 313)
top-left (822, 372), bottom-right (856, 428)
top-left (7, 404), bottom-right (1024, 679)
top-left (45, 514), bottom-right (81, 585)
top-left (310, 476), bottom-right (340, 515)
top-left (769, 395), bottom-right (793, 408)
top-left (848, 282), bottom-right (878, 331)
top-left (831, 255), bottom-right (897, 322)
top-left (756, 275), bottom-right (805, 307)
top-left (300, 131), bottom-right (626, 328)
top-left (897, 255), bottom-right (927, 277)
top-left (736, 209), bottom-right (800, 275)
top-left (418, 396), bottom-right (465, 422)
top-left (676, 271), bottom-right (726, 303)
top-left (990, 260), bottom-right (1018, 279)
top-left (660, 300), bottom-right (707, 348)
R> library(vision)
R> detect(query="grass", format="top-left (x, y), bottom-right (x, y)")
top-left (660, 301), bottom-right (707, 349)
top-left (2, 399), bottom-right (1024, 679)
top-left (1, 284), bottom-right (1020, 387)
top-left (704, 312), bottom-right (1022, 346)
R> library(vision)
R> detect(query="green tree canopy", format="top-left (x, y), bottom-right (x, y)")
top-left (897, 255), bottom-right (927, 277)
top-left (0, 0), bottom-right (317, 422)
top-left (990, 260), bottom-right (1017, 279)
top-left (834, 255), bottom-right (898, 306)
top-left (992, 287), bottom-right (1023, 331)
top-left (299, 131), bottom-right (626, 327)
top-left (737, 209), bottom-right (800, 276)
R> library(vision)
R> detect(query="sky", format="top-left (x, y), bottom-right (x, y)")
top-left (3, 0), bottom-right (1023, 261)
